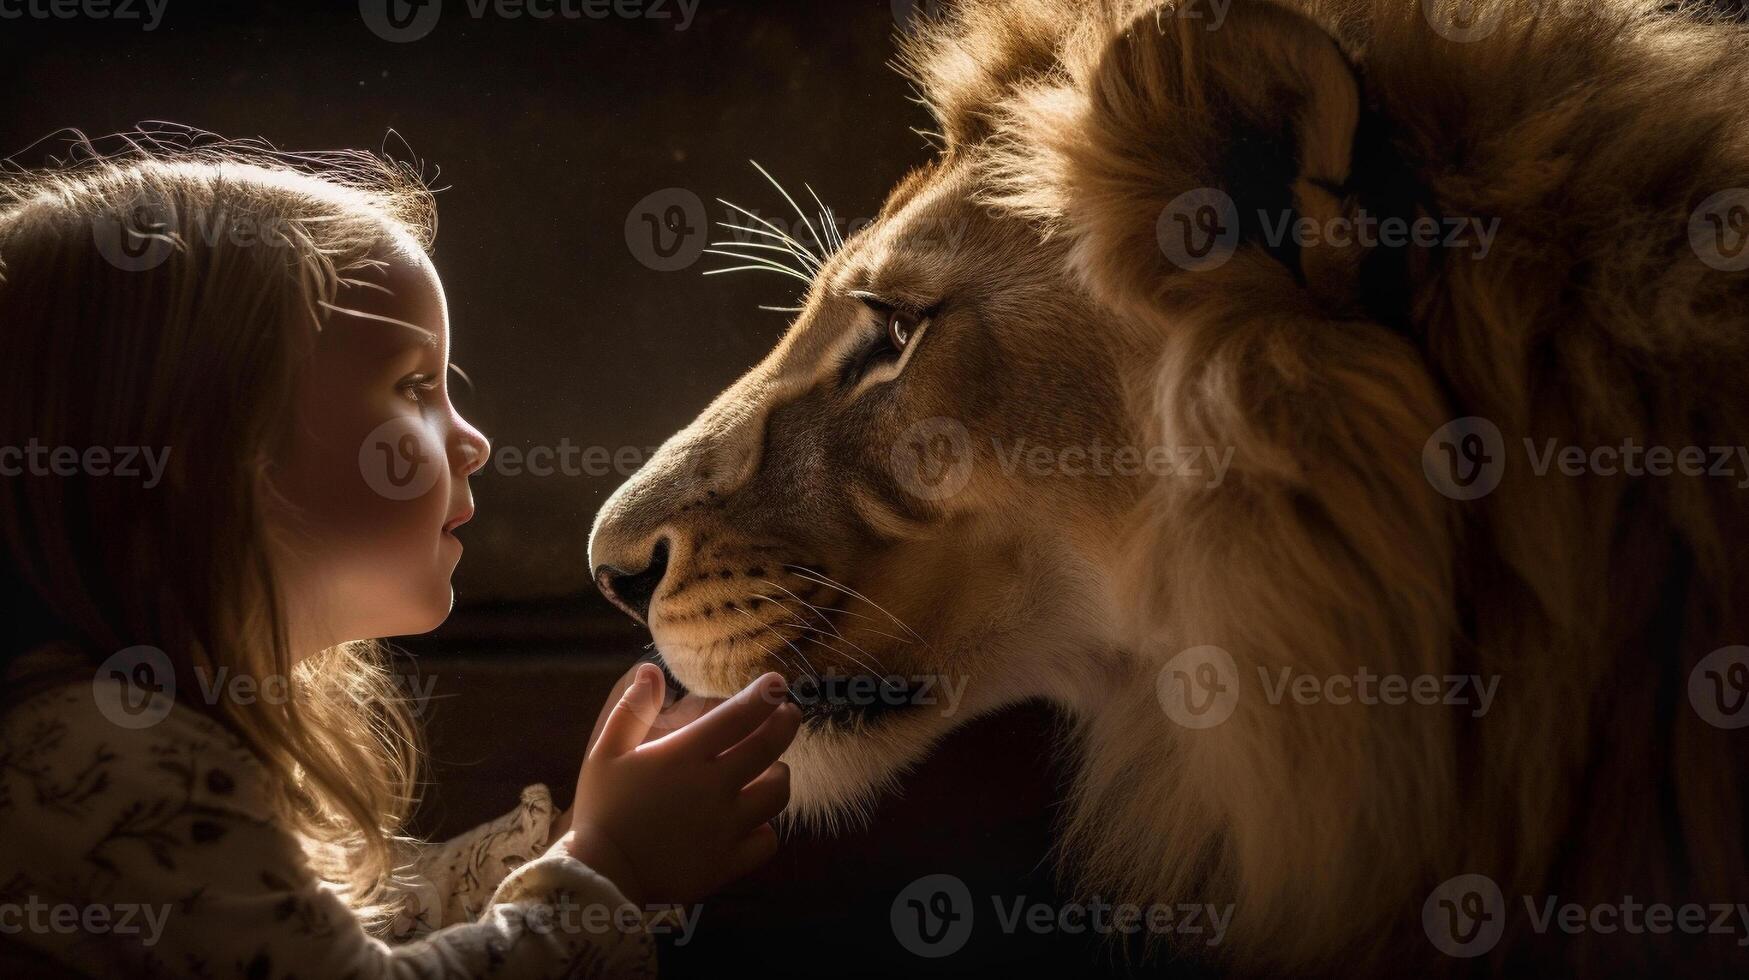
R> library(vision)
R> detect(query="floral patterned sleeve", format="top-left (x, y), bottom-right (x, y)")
top-left (0, 681), bottom-right (657, 979)
top-left (386, 784), bottom-right (563, 940)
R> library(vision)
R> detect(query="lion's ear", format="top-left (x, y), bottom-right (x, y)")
top-left (1002, 0), bottom-right (1370, 316)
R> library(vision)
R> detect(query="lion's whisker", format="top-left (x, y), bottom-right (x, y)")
top-left (748, 588), bottom-right (883, 667)
top-left (795, 634), bottom-right (892, 681)
top-left (727, 628), bottom-right (804, 678)
top-left (713, 221), bottom-right (820, 271)
top-left (756, 600), bottom-right (889, 677)
top-left (750, 159), bottom-right (829, 264)
top-left (708, 240), bottom-right (811, 261)
top-left (805, 183), bottom-right (844, 252)
top-left (716, 198), bottom-right (820, 266)
top-left (783, 565), bottom-right (929, 647)
top-left (731, 605), bottom-right (822, 683)
top-left (798, 601), bottom-right (899, 635)
top-left (705, 238), bottom-right (817, 279)
top-left (700, 250), bottom-right (813, 284)
top-left (755, 578), bottom-right (838, 633)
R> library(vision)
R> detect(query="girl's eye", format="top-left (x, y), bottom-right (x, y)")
top-left (399, 374), bottom-right (439, 403)
top-left (886, 307), bottom-right (920, 352)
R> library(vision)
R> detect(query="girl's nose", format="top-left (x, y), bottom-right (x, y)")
top-left (454, 417), bottom-right (490, 477)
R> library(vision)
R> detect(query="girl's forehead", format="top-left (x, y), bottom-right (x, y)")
top-left (327, 235), bottom-right (448, 352)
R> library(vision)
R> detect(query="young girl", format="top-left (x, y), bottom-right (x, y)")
top-left (0, 138), bottom-right (801, 977)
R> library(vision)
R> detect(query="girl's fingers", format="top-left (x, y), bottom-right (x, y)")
top-left (586, 663), bottom-right (645, 756)
top-left (719, 700), bottom-right (802, 788)
top-left (733, 761), bottom-right (791, 827)
top-left (670, 672), bottom-right (788, 756)
top-left (593, 663), bottom-right (664, 758)
top-left (723, 822), bottom-right (779, 881)
top-left (650, 692), bottom-right (723, 738)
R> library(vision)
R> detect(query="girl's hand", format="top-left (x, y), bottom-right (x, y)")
top-left (547, 663), bottom-right (725, 847)
top-left (586, 661), bottom-right (723, 757)
top-left (550, 664), bottom-right (801, 906)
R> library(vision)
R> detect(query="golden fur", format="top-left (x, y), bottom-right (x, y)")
top-left (592, 1), bottom-right (1749, 973)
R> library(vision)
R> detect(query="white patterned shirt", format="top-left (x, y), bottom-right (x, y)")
top-left (0, 651), bottom-right (658, 979)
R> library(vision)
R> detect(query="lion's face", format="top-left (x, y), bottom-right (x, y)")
top-left (609, 0), bottom-right (1748, 970)
top-left (590, 160), bottom-right (1144, 752)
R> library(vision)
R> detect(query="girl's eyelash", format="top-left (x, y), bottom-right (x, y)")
top-left (399, 373), bottom-right (440, 400)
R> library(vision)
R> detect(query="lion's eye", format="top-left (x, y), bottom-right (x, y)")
top-left (886, 307), bottom-right (919, 352)
top-left (841, 293), bottom-right (937, 388)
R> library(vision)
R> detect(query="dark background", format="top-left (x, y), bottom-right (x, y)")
top-left (0, 3), bottom-right (1110, 975)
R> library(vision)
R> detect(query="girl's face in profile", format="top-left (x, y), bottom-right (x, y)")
top-left (267, 226), bottom-right (490, 656)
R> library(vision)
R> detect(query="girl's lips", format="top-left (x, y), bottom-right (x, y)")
top-left (443, 508), bottom-right (474, 534)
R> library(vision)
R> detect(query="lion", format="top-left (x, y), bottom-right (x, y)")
top-left (589, 0), bottom-right (1749, 973)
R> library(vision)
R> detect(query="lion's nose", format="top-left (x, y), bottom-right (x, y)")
top-left (595, 537), bottom-right (670, 624)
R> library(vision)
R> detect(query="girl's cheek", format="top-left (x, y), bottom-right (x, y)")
top-left (357, 414), bottom-right (451, 508)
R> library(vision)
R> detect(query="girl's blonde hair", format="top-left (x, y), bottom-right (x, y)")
top-left (0, 130), bottom-right (438, 925)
